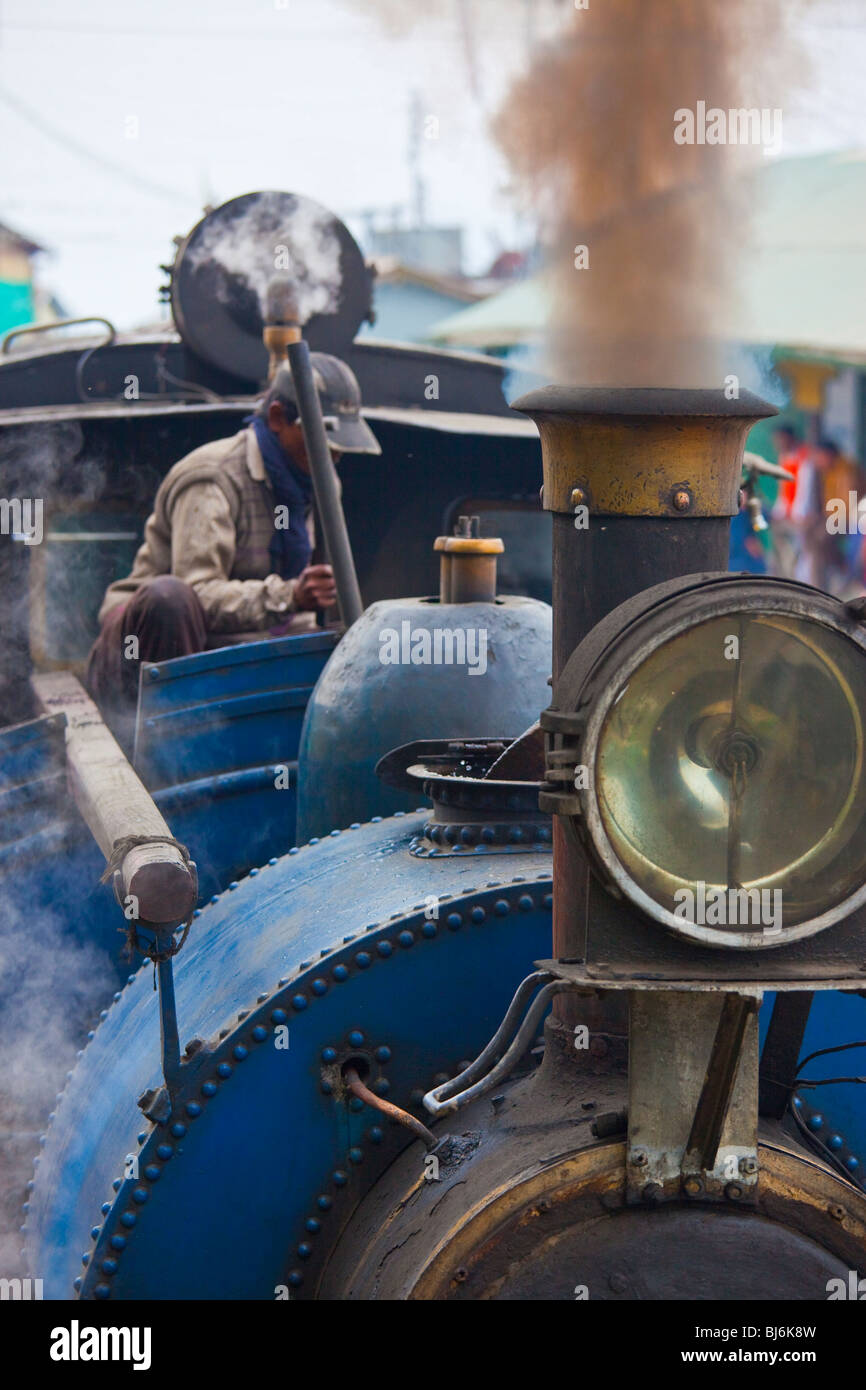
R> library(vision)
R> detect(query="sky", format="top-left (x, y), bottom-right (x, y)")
top-left (1, 0), bottom-right (865, 330)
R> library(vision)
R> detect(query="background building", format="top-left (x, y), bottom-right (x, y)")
top-left (0, 220), bottom-right (42, 336)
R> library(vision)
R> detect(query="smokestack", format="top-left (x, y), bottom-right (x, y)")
top-left (513, 385), bottom-right (776, 676)
top-left (513, 384), bottom-right (776, 1013)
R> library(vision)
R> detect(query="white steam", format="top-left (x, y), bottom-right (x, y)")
top-left (183, 192), bottom-right (344, 324)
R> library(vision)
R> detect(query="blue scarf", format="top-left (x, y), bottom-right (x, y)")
top-left (246, 416), bottom-right (313, 580)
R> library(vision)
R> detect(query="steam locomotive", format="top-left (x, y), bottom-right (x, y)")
top-left (3, 193), bottom-right (866, 1301)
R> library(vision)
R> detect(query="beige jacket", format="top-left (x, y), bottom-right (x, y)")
top-left (100, 427), bottom-right (317, 637)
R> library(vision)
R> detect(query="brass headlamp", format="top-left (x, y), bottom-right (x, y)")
top-left (543, 573), bottom-right (866, 949)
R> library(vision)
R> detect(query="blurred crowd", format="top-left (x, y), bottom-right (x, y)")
top-left (730, 424), bottom-right (866, 596)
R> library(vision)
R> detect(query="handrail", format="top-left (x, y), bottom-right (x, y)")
top-left (1, 316), bottom-right (116, 354)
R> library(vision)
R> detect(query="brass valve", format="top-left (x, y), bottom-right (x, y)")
top-left (434, 516), bottom-right (504, 603)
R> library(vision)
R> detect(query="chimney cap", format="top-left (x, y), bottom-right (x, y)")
top-left (511, 385), bottom-right (777, 422)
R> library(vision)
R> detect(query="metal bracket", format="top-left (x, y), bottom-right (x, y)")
top-left (627, 989), bottom-right (761, 1205)
top-left (540, 708), bottom-right (586, 737)
top-left (539, 707), bottom-right (585, 815)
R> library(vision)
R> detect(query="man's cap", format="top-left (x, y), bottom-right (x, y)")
top-left (272, 353), bottom-right (381, 456)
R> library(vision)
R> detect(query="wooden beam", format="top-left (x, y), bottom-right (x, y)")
top-left (31, 671), bottom-right (197, 926)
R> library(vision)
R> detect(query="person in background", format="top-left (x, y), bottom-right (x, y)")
top-left (771, 423), bottom-right (811, 520)
top-left (788, 443), bottom-right (825, 587)
top-left (86, 354), bottom-right (381, 737)
top-left (769, 423), bottom-right (814, 581)
top-left (815, 438), bottom-right (864, 593)
top-left (782, 434), bottom-right (862, 592)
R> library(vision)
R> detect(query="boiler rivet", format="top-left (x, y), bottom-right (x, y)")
top-left (570, 487), bottom-right (586, 508)
top-left (672, 489), bottom-right (692, 511)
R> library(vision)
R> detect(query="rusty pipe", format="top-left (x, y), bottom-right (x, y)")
top-left (343, 1067), bottom-right (438, 1150)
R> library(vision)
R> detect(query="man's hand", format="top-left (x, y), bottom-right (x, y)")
top-left (293, 564), bottom-right (337, 611)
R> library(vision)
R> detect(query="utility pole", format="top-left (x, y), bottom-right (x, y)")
top-left (408, 89), bottom-right (426, 230)
top-left (455, 0), bottom-right (482, 102)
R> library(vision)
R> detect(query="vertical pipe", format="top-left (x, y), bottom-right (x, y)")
top-left (157, 954), bottom-right (182, 1091)
top-left (287, 339), bottom-right (364, 628)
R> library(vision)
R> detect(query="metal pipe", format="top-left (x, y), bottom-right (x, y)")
top-left (423, 979), bottom-right (574, 1116)
top-left (31, 671), bottom-right (195, 1101)
top-left (2, 316), bottom-right (115, 354)
top-left (286, 338), bottom-right (364, 628)
top-left (157, 954), bottom-right (182, 1090)
top-left (263, 275), bottom-right (302, 383)
top-left (343, 1067), bottom-right (437, 1150)
top-left (429, 971), bottom-right (557, 1103)
top-left (31, 671), bottom-right (197, 925)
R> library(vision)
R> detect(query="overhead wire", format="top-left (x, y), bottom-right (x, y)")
top-left (0, 85), bottom-right (188, 204)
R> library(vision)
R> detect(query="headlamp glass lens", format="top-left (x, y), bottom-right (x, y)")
top-left (596, 612), bottom-right (866, 929)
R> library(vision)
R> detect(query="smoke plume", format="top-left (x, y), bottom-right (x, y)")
top-left (354, 0), bottom-right (814, 387)
top-left (495, 0), bottom-right (813, 386)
